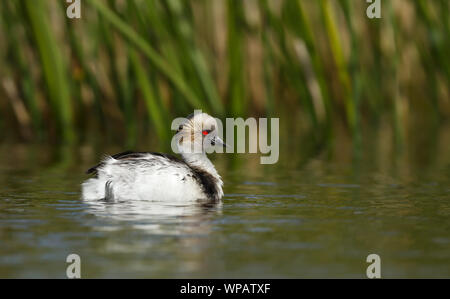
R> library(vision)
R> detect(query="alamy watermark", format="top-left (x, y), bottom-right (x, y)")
top-left (171, 110), bottom-right (279, 165)
top-left (66, 253), bottom-right (81, 278)
top-left (64, 252), bottom-right (381, 278)
top-left (66, 0), bottom-right (81, 19)
top-left (366, 254), bottom-right (381, 278)
top-left (366, 0), bottom-right (382, 19)
top-left (65, 1), bottom-right (380, 21)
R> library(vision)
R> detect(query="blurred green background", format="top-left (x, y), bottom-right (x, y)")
top-left (1, 0), bottom-right (450, 279)
top-left (0, 0), bottom-right (448, 149)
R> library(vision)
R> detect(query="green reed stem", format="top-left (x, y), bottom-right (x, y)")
top-left (23, 0), bottom-right (74, 142)
top-left (319, 0), bottom-right (355, 132)
top-left (86, 0), bottom-right (206, 110)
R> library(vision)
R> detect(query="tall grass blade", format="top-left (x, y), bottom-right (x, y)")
top-left (22, 0), bottom-right (74, 142)
top-left (86, 0), bottom-right (206, 110)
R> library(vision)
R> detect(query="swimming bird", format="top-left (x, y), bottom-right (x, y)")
top-left (81, 112), bottom-right (226, 202)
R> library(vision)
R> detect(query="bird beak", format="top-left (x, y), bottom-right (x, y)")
top-left (213, 136), bottom-right (228, 148)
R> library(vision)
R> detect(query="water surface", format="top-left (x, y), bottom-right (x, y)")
top-left (1, 126), bottom-right (449, 278)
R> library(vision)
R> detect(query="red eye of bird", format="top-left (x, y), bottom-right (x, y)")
top-left (202, 130), bottom-right (209, 136)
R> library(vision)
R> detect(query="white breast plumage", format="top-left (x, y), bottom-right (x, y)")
top-left (82, 151), bottom-right (223, 202)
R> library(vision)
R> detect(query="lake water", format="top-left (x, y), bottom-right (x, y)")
top-left (1, 124), bottom-right (449, 278)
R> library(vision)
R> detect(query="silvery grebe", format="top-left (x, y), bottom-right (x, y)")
top-left (81, 112), bottom-right (226, 202)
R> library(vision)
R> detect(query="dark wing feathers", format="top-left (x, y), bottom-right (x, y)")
top-left (85, 151), bottom-right (182, 175)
